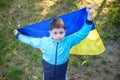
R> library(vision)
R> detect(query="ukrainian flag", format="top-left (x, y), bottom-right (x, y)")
top-left (18, 7), bottom-right (105, 55)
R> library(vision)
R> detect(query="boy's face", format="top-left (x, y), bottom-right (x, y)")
top-left (49, 28), bottom-right (66, 42)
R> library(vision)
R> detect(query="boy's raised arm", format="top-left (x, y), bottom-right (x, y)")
top-left (67, 5), bottom-right (94, 46)
top-left (13, 29), bottom-right (45, 49)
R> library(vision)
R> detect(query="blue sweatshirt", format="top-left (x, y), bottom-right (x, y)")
top-left (17, 21), bottom-right (92, 65)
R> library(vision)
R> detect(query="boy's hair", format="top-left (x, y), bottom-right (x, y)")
top-left (50, 18), bottom-right (65, 30)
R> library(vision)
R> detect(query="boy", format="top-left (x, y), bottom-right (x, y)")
top-left (14, 5), bottom-right (94, 80)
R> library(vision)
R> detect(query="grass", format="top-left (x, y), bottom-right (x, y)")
top-left (101, 0), bottom-right (120, 41)
top-left (0, 0), bottom-right (119, 80)
top-left (103, 77), bottom-right (111, 80)
top-left (5, 65), bottom-right (24, 80)
top-left (86, 69), bottom-right (92, 77)
top-left (81, 60), bottom-right (91, 67)
top-left (103, 67), bottom-right (111, 73)
top-left (101, 58), bottom-right (107, 64)
top-left (69, 56), bottom-right (79, 67)
top-left (0, 0), bottom-right (10, 8)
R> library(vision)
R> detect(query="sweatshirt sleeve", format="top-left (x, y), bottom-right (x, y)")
top-left (68, 20), bottom-right (93, 47)
top-left (17, 34), bottom-right (47, 50)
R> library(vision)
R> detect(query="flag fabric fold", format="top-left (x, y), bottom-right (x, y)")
top-left (18, 7), bottom-right (105, 55)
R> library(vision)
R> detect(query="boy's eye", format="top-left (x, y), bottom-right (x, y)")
top-left (53, 32), bottom-right (57, 35)
top-left (53, 31), bottom-right (64, 35)
top-left (59, 31), bottom-right (64, 34)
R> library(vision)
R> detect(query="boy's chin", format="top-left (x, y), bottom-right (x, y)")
top-left (55, 39), bottom-right (62, 42)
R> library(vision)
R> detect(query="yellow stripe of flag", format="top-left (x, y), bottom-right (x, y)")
top-left (70, 29), bottom-right (105, 55)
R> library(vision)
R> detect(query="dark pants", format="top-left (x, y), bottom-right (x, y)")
top-left (42, 59), bottom-right (68, 80)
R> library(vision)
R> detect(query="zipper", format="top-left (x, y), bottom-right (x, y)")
top-left (54, 42), bottom-right (58, 79)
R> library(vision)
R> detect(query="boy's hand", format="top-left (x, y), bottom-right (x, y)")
top-left (14, 29), bottom-right (19, 36)
top-left (86, 5), bottom-right (93, 15)
top-left (86, 5), bottom-right (94, 21)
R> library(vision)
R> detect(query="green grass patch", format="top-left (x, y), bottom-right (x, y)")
top-left (92, 55), bottom-right (100, 60)
top-left (79, 55), bottom-right (88, 61)
top-left (6, 65), bottom-right (24, 80)
top-left (107, 51), bottom-right (113, 55)
top-left (101, 58), bottom-right (107, 64)
top-left (0, 0), bottom-right (11, 8)
top-left (82, 60), bottom-right (91, 67)
top-left (95, 68), bottom-right (101, 73)
top-left (86, 69), bottom-right (92, 77)
top-left (103, 76), bottom-right (111, 80)
top-left (69, 57), bottom-right (79, 67)
top-left (103, 67), bottom-right (110, 73)
top-left (102, 0), bottom-right (120, 40)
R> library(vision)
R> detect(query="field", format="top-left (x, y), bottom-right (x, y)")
top-left (0, 0), bottom-right (120, 80)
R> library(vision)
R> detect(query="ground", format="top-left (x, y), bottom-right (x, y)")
top-left (0, 0), bottom-right (120, 80)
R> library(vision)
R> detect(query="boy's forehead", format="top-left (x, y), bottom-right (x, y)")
top-left (51, 28), bottom-right (65, 31)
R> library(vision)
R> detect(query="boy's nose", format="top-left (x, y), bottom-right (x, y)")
top-left (57, 34), bottom-right (61, 38)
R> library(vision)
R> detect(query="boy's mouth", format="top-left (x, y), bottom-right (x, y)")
top-left (55, 39), bottom-right (62, 42)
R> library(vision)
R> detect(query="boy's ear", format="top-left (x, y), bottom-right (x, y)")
top-left (49, 30), bottom-right (51, 35)
top-left (65, 30), bottom-right (66, 33)
top-left (64, 30), bottom-right (66, 35)
top-left (64, 29), bottom-right (66, 34)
